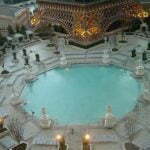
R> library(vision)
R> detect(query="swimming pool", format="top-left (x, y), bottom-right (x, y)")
top-left (21, 65), bottom-right (143, 125)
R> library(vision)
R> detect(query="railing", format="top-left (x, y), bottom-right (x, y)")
top-left (126, 31), bottom-right (150, 39)
top-left (38, 0), bottom-right (111, 4)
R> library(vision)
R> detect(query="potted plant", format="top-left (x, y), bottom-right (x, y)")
top-left (112, 48), bottom-right (119, 52)
top-left (1, 69), bottom-right (10, 78)
top-left (147, 42), bottom-right (150, 50)
top-left (131, 49), bottom-right (136, 57)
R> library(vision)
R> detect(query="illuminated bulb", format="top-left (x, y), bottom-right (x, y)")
top-left (138, 11), bottom-right (149, 18)
top-left (0, 118), bottom-right (3, 124)
top-left (143, 11), bottom-right (149, 18)
top-left (56, 134), bottom-right (62, 141)
top-left (84, 134), bottom-right (90, 141)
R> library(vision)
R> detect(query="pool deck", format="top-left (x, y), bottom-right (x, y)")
top-left (0, 32), bottom-right (150, 150)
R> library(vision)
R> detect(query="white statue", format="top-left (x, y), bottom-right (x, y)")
top-left (104, 105), bottom-right (117, 129)
top-left (39, 107), bottom-right (52, 129)
top-left (60, 54), bottom-right (67, 66)
top-left (58, 37), bottom-right (66, 53)
top-left (135, 59), bottom-right (144, 77)
top-left (24, 66), bottom-right (37, 83)
top-left (102, 49), bottom-right (111, 64)
top-left (110, 35), bottom-right (117, 48)
top-left (58, 38), bottom-right (67, 67)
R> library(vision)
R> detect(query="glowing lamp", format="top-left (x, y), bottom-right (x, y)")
top-left (84, 134), bottom-right (90, 141)
top-left (138, 11), bottom-right (149, 18)
top-left (56, 134), bottom-right (62, 141)
top-left (31, 17), bottom-right (40, 26)
top-left (0, 117), bottom-right (4, 124)
top-left (0, 117), bottom-right (4, 129)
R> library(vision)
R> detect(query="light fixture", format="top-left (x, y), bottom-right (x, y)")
top-left (56, 134), bottom-right (62, 141)
top-left (84, 134), bottom-right (90, 141)
top-left (0, 117), bottom-right (4, 125)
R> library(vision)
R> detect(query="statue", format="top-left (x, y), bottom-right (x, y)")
top-left (102, 49), bottom-right (111, 64)
top-left (135, 59), bottom-right (144, 77)
top-left (58, 37), bottom-right (66, 54)
top-left (60, 54), bottom-right (67, 67)
top-left (39, 107), bottom-right (52, 128)
top-left (104, 105), bottom-right (117, 129)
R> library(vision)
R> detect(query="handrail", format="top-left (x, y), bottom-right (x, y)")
top-left (38, 0), bottom-right (112, 5)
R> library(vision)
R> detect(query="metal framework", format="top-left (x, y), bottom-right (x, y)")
top-left (31, 0), bottom-right (146, 47)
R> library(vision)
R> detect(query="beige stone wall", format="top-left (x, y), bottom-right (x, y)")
top-left (15, 8), bottom-right (30, 27)
top-left (0, 8), bottom-right (30, 34)
top-left (0, 16), bottom-right (15, 33)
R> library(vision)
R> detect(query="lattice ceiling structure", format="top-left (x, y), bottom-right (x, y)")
top-left (31, 0), bottom-right (147, 48)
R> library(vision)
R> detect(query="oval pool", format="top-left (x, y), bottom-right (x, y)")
top-left (21, 65), bottom-right (143, 125)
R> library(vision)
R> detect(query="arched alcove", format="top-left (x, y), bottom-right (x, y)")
top-left (106, 20), bottom-right (126, 32)
top-left (130, 19), bottom-right (142, 32)
top-left (53, 24), bottom-right (68, 34)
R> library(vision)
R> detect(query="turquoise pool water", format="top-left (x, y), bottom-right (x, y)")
top-left (21, 65), bottom-right (143, 125)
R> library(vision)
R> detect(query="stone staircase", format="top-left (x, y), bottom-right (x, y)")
top-left (66, 129), bottom-right (83, 150)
